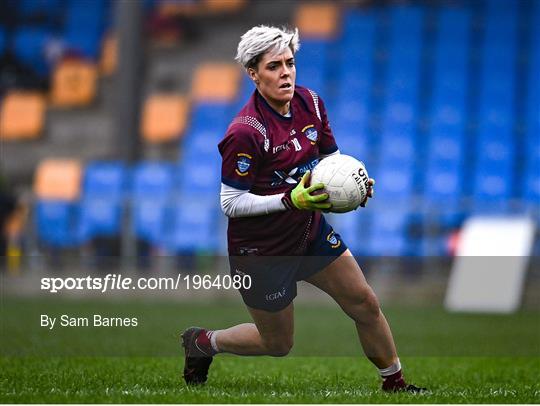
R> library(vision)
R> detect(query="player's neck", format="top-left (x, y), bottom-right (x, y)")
top-left (260, 93), bottom-right (291, 116)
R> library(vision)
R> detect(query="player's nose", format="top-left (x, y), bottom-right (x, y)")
top-left (281, 63), bottom-right (290, 76)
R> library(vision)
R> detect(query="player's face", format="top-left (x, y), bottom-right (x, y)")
top-left (250, 47), bottom-right (296, 113)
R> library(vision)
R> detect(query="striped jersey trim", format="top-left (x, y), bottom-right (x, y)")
top-left (231, 116), bottom-right (270, 152)
top-left (308, 89), bottom-right (322, 121)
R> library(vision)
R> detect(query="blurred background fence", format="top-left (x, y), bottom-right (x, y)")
top-left (0, 0), bottom-right (538, 307)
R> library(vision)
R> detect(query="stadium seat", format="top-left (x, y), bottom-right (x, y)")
top-left (294, 3), bottom-right (340, 39)
top-left (0, 92), bottom-right (46, 140)
top-left (131, 162), bottom-right (177, 244)
top-left (374, 164), bottom-right (414, 204)
top-left (202, 0), bottom-right (246, 13)
top-left (51, 60), bottom-right (98, 107)
top-left (188, 102), bottom-right (231, 134)
top-left (35, 200), bottom-right (81, 248)
top-left (13, 27), bottom-right (52, 76)
top-left (366, 209), bottom-right (411, 257)
top-left (17, 0), bottom-right (63, 23)
top-left (178, 156), bottom-right (220, 196)
top-left (34, 158), bottom-right (83, 248)
top-left (78, 198), bottom-right (123, 241)
top-left (100, 34), bottom-right (117, 75)
top-left (34, 159), bottom-right (83, 201)
top-left (191, 63), bottom-right (241, 103)
top-left (78, 162), bottom-right (127, 240)
top-left (166, 195), bottom-right (219, 252)
top-left (83, 161), bottom-right (127, 199)
top-left (0, 26), bottom-right (5, 56)
top-left (295, 39), bottom-right (331, 95)
top-left (63, 0), bottom-right (106, 58)
top-left (141, 94), bottom-right (189, 143)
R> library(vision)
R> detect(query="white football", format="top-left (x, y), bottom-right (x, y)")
top-left (311, 154), bottom-right (370, 213)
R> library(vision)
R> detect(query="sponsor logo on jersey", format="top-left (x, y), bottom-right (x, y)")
top-left (326, 231), bottom-right (341, 249)
top-left (302, 124), bottom-right (318, 145)
top-left (236, 153), bottom-right (252, 176)
top-left (270, 158), bottom-right (319, 187)
top-left (273, 142), bottom-right (291, 154)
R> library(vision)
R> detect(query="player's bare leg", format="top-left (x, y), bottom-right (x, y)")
top-left (182, 303), bottom-right (294, 384)
top-left (305, 249), bottom-right (397, 366)
top-left (215, 303), bottom-right (294, 356)
top-left (305, 249), bottom-right (425, 392)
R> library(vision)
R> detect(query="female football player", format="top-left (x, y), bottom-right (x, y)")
top-left (182, 25), bottom-right (424, 393)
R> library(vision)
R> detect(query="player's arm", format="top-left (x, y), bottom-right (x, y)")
top-left (220, 184), bottom-right (285, 217)
top-left (220, 175), bottom-right (331, 217)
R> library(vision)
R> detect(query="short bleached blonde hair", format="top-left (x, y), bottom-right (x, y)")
top-left (235, 25), bottom-right (300, 69)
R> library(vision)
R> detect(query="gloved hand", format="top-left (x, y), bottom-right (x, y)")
top-left (290, 170), bottom-right (331, 211)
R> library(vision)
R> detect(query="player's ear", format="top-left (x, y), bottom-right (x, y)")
top-left (247, 68), bottom-right (259, 84)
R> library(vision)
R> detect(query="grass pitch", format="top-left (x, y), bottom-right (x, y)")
top-left (1, 297), bottom-right (539, 403)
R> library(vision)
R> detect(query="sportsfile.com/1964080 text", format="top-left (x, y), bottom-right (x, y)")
top-left (40, 274), bottom-right (252, 293)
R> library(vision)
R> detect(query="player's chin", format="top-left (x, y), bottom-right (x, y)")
top-left (275, 90), bottom-right (294, 104)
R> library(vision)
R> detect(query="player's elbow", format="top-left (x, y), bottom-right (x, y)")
top-left (220, 198), bottom-right (235, 218)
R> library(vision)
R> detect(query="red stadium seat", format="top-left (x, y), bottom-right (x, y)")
top-left (295, 3), bottom-right (340, 39)
top-left (192, 63), bottom-right (241, 103)
top-left (0, 92), bottom-right (46, 140)
top-left (100, 34), bottom-right (117, 76)
top-left (34, 159), bottom-right (83, 201)
top-left (51, 60), bottom-right (98, 107)
top-left (141, 94), bottom-right (190, 143)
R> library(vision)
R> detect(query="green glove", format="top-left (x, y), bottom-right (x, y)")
top-left (290, 171), bottom-right (331, 211)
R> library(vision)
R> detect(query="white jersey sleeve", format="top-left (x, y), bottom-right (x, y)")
top-left (220, 183), bottom-right (287, 218)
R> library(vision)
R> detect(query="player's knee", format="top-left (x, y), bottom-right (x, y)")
top-left (263, 337), bottom-right (293, 357)
top-left (345, 289), bottom-right (381, 324)
top-left (359, 290), bottom-right (381, 322)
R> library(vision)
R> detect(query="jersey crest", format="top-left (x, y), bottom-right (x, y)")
top-left (235, 153), bottom-right (252, 176)
top-left (302, 124), bottom-right (318, 145)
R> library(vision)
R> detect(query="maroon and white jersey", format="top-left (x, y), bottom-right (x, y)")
top-left (218, 86), bottom-right (338, 256)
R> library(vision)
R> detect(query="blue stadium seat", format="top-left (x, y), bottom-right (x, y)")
top-left (473, 168), bottom-right (513, 211)
top-left (166, 195), bottom-right (219, 252)
top-left (132, 199), bottom-right (171, 245)
top-left (132, 161), bottom-right (176, 200)
top-left (63, 0), bottom-right (107, 58)
top-left (295, 40), bottom-right (331, 95)
top-left (13, 27), bottom-right (52, 75)
top-left (523, 2), bottom-right (540, 208)
top-left (338, 10), bottom-right (376, 98)
top-left (334, 134), bottom-right (370, 161)
top-left (365, 209), bottom-right (411, 256)
top-left (374, 163), bottom-right (414, 204)
top-left (178, 156), bottom-right (220, 196)
top-left (35, 200), bottom-right (81, 248)
top-left (378, 134), bottom-right (416, 164)
top-left (78, 199), bottom-right (122, 240)
top-left (132, 162), bottom-right (176, 244)
top-left (331, 100), bottom-right (371, 154)
top-left (424, 162), bottom-right (463, 207)
top-left (342, 9), bottom-right (376, 46)
top-left (182, 132), bottom-right (221, 156)
top-left (0, 27), bottom-right (5, 56)
top-left (78, 162), bottom-right (127, 240)
top-left (18, 0), bottom-right (62, 22)
top-left (83, 161), bottom-right (127, 199)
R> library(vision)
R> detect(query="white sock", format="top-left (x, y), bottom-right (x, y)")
top-left (207, 330), bottom-right (221, 353)
top-left (378, 359), bottom-right (401, 377)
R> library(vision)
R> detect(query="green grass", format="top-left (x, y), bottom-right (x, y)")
top-left (1, 297), bottom-right (539, 403)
